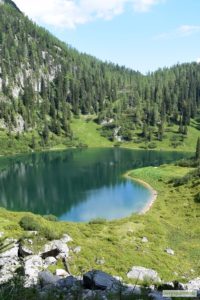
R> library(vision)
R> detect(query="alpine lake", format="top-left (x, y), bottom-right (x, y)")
top-left (0, 148), bottom-right (190, 222)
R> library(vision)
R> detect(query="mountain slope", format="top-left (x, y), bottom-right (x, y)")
top-left (0, 0), bottom-right (199, 152)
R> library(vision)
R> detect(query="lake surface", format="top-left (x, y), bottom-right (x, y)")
top-left (0, 148), bottom-right (190, 222)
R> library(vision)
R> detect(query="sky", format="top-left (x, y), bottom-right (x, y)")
top-left (14, 0), bottom-right (200, 74)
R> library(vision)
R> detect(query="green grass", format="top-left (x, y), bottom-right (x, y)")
top-left (72, 117), bottom-right (200, 152)
top-left (0, 164), bottom-right (199, 284)
top-left (71, 116), bottom-right (112, 147)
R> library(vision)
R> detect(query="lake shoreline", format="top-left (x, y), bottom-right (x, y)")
top-left (124, 171), bottom-right (158, 214)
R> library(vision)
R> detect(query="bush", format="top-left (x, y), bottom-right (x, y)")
top-left (41, 227), bottom-right (61, 240)
top-left (148, 142), bottom-right (157, 149)
top-left (19, 216), bottom-right (41, 231)
top-left (89, 218), bottom-right (107, 225)
top-left (194, 192), bottom-right (200, 203)
top-left (43, 215), bottom-right (58, 222)
top-left (114, 142), bottom-right (122, 147)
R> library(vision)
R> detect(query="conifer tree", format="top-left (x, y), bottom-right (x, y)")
top-left (195, 137), bottom-right (200, 160)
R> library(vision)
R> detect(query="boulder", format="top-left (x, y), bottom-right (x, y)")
top-left (0, 232), bottom-right (4, 237)
top-left (165, 248), bottom-right (174, 255)
top-left (56, 275), bottom-right (78, 289)
top-left (127, 266), bottom-right (161, 282)
top-left (83, 270), bottom-right (119, 291)
top-left (38, 271), bottom-right (60, 287)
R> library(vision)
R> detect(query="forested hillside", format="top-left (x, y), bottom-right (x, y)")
top-left (0, 0), bottom-right (200, 151)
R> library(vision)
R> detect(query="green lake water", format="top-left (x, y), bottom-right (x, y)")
top-left (0, 148), bottom-right (190, 222)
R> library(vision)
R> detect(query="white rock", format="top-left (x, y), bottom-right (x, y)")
top-left (56, 269), bottom-right (69, 277)
top-left (96, 258), bottom-right (105, 265)
top-left (0, 244), bottom-right (19, 258)
top-left (74, 246), bottom-right (81, 254)
top-left (0, 232), bottom-right (4, 238)
top-left (186, 277), bottom-right (200, 292)
top-left (127, 266), bottom-right (161, 282)
top-left (43, 239), bottom-right (69, 259)
top-left (61, 234), bottom-right (72, 243)
top-left (142, 237), bottom-right (148, 243)
top-left (165, 248), bottom-right (174, 255)
top-left (24, 255), bottom-right (43, 287)
top-left (44, 256), bottom-right (57, 266)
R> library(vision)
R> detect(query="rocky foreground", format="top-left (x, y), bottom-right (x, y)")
top-left (0, 232), bottom-right (199, 300)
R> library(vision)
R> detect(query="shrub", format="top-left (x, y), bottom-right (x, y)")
top-left (194, 192), bottom-right (200, 203)
top-left (89, 218), bottom-right (107, 225)
top-left (148, 142), bottom-right (157, 149)
top-left (114, 142), bottom-right (122, 147)
top-left (43, 215), bottom-right (58, 222)
top-left (41, 227), bottom-right (61, 240)
top-left (19, 216), bottom-right (41, 231)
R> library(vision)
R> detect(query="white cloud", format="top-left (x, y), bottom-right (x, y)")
top-left (14, 0), bottom-right (164, 29)
top-left (155, 25), bottom-right (200, 40)
top-left (197, 58), bottom-right (200, 64)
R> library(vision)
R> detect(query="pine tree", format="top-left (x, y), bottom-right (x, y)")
top-left (195, 137), bottom-right (200, 160)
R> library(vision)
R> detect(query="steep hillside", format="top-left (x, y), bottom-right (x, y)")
top-left (0, 0), bottom-right (199, 153)
top-left (0, 1), bottom-right (138, 137)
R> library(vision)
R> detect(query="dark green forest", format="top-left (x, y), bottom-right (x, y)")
top-left (0, 0), bottom-right (200, 148)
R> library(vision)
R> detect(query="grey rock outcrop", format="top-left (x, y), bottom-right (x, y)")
top-left (24, 255), bottom-right (43, 287)
top-left (127, 266), bottom-right (161, 282)
top-left (0, 242), bottom-right (20, 284)
top-left (38, 271), bottom-right (60, 287)
top-left (42, 239), bottom-right (69, 259)
top-left (83, 270), bottom-right (119, 291)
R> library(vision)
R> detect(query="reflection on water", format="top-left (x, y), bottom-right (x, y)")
top-left (0, 148), bottom-right (190, 221)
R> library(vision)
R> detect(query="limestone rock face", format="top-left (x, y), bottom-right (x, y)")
top-left (24, 255), bottom-right (43, 287)
top-left (127, 266), bottom-right (161, 282)
top-left (0, 242), bottom-right (20, 284)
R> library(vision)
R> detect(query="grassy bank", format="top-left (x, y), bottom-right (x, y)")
top-left (0, 164), bottom-right (199, 283)
top-left (72, 117), bottom-right (199, 152)
top-left (0, 117), bottom-right (199, 156)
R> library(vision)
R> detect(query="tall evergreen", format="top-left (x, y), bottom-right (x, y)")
top-left (196, 137), bottom-right (200, 160)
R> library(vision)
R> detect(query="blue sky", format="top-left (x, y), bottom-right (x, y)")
top-left (14, 0), bottom-right (200, 74)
